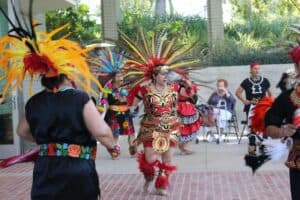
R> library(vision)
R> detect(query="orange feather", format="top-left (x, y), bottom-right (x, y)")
top-left (251, 97), bottom-right (275, 133)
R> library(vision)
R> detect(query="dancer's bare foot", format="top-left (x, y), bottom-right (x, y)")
top-left (156, 188), bottom-right (168, 196)
top-left (179, 146), bottom-right (194, 155)
top-left (182, 149), bottom-right (194, 155)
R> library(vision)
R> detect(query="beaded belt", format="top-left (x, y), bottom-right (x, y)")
top-left (39, 143), bottom-right (97, 160)
top-left (109, 105), bottom-right (129, 112)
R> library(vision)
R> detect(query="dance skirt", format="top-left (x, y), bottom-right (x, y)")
top-left (105, 109), bottom-right (135, 136)
top-left (178, 102), bottom-right (202, 143)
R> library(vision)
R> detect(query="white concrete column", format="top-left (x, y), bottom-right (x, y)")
top-left (101, 0), bottom-right (120, 41)
top-left (207, 0), bottom-right (224, 46)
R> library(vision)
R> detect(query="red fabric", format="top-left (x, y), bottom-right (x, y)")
top-left (155, 162), bottom-right (176, 189)
top-left (179, 117), bottom-right (202, 135)
top-left (173, 83), bottom-right (180, 92)
top-left (155, 174), bottom-right (169, 189)
top-left (290, 46), bottom-right (300, 64)
top-left (177, 102), bottom-right (197, 116)
top-left (137, 152), bottom-right (158, 175)
top-left (127, 84), bottom-right (141, 106)
top-left (0, 149), bottom-right (40, 168)
top-left (251, 96), bottom-right (274, 133)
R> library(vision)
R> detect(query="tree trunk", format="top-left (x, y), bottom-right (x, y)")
top-left (155, 0), bottom-right (166, 17)
top-left (168, 0), bottom-right (174, 16)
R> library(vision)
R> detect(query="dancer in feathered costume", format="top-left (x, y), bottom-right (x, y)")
top-left (91, 47), bottom-right (136, 158)
top-left (0, 0), bottom-right (105, 169)
top-left (118, 29), bottom-right (198, 195)
top-left (0, 3), bottom-right (119, 199)
top-left (168, 70), bottom-right (202, 154)
top-left (248, 45), bottom-right (300, 200)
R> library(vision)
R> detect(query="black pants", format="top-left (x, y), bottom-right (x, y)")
top-left (290, 169), bottom-right (300, 200)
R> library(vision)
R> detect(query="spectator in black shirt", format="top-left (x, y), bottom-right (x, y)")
top-left (236, 62), bottom-right (272, 155)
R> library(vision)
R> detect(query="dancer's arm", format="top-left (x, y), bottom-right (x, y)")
top-left (265, 124), bottom-right (296, 139)
top-left (17, 116), bottom-right (35, 142)
top-left (83, 100), bottom-right (115, 149)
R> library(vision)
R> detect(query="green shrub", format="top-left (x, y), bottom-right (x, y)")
top-left (119, 12), bottom-right (296, 66)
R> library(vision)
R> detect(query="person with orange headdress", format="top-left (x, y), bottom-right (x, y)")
top-left (0, 1), bottom-right (119, 199)
top-left (119, 29), bottom-right (198, 196)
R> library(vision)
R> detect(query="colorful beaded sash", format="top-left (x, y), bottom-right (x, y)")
top-left (39, 143), bottom-right (97, 160)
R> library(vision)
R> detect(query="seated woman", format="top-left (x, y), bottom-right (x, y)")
top-left (206, 79), bottom-right (236, 142)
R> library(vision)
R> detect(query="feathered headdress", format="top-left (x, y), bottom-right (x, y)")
top-left (0, 0), bottom-right (102, 98)
top-left (89, 47), bottom-right (125, 87)
top-left (116, 28), bottom-right (199, 86)
top-left (251, 96), bottom-right (275, 133)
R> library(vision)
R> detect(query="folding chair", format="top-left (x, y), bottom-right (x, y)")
top-left (224, 109), bottom-right (239, 142)
top-left (238, 117), bottom-right (249, 144)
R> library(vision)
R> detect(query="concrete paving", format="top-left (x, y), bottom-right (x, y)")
top-left (96, 135), bottom-right (287, 174)
top-left (0, 63), bottom-right (294, 199)
top-left (0, 136), bottom-right (291, 200)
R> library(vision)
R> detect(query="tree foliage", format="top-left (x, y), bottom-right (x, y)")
top-left (230, 0), bottom-right (300, 21)
top-left (45, 4), bottom-right (101, 45)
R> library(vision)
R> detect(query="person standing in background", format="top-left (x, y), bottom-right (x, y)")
top-left (236, 62), bottom-right (272, 155)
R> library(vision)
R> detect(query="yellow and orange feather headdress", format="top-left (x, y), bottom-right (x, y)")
top-left (0, 0), bottom-right (103, 98)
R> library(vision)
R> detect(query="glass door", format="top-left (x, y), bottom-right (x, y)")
top-left (0, 0), bottom-right (21, 158)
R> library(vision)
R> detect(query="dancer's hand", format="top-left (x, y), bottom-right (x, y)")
top-left (250, 98), bottom-right (259, 104)
top-left (107, 144), bottom-right (121, 159)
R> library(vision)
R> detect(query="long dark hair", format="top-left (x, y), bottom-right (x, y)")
top-left (41, 74), bottom-right (67, 90)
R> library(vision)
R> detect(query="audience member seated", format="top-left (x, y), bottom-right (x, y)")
top-left (206, 79), bottom-right (236, 142)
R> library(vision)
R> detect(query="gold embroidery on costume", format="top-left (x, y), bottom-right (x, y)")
top-left (290, 84), bottom-right (300, 107)
top-left (138, 84), bottom-right (180, 153)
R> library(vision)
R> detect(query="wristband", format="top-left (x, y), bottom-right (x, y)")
top-left (107, 144), bottom-right (121, 158)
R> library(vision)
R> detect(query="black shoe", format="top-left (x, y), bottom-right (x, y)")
top-left (195, 138), bottom-right (199, 144)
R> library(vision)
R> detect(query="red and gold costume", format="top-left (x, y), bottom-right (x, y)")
top-left (137, 83), bottom-right (180, 153)
top-left (118, 28), bottom-right (198, 192)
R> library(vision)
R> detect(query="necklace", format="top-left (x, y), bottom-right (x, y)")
top-left (248, 76), bottom-right (263, 85)
top-left (154, 83), bottom-right (167, 95)
top-left (59, 86), bottom-right (74, 92)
